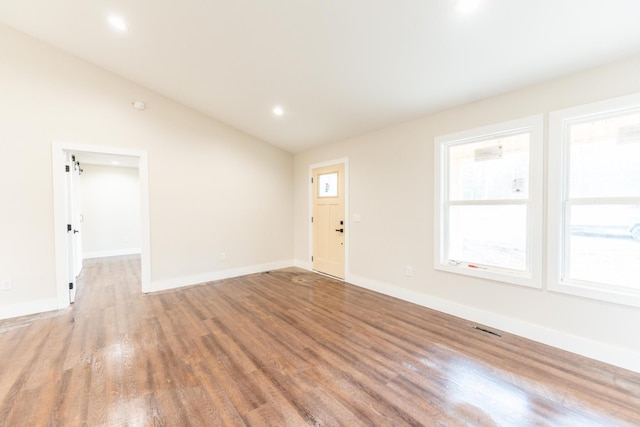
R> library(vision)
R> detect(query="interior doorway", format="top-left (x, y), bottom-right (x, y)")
top-left (52, 141), bottom-right (151, 310)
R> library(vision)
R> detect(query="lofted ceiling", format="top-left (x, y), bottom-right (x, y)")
top-left (1, 1), bottom-right (640, 153)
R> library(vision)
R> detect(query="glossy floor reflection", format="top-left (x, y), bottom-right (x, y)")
top-left (0, 256), bottom-right (639, 426)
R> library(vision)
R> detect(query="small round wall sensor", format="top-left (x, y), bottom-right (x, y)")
top-left (132, 100), bottom-right (146, 110)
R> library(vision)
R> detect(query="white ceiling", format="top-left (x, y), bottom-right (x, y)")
top-left (2, 1), bottom-right (640, 153)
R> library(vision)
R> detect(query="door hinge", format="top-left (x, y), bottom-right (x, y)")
top-left (311, 177), bottom-right (314, 184)
top-left (311, 216), bottom-right (314, 223)
top-left (68, 282), bottom-right (74, 290)
top-left (65, 165), bottom-right (70, 172)
top-left (67, 224), bottom-right (72, 232)
top-left (311, 256), bottom-right (314, 262)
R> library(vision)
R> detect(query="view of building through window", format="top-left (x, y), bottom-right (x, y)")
top-left (447, 133), bottom-right (530, 271)
top-left (437, 98), bottom-right (640, 304)
top-left (565, 112), bottom-right (640, 290)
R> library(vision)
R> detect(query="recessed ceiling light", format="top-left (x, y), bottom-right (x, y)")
top-left (455, 0), bottom-right (481, 14)
top-left (273, 106), bottom-right (284, 116)
top-left (108, 15), bottom-right (128, 32)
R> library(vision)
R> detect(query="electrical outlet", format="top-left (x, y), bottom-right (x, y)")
top-left (0, 279), bottom-right (12, 291)
top-left (220, 252), bottom-right (227, 260)
top-left (405, 266), bottom-right (413, 277)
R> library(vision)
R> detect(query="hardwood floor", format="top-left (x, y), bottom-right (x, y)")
top-left (1, 256), bottom-right (639, 426)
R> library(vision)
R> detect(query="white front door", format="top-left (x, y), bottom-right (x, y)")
top-left (312, 164), bottom-right (345, 279)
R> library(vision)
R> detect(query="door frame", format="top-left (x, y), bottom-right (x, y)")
top-left (308, 158), bottom-right (349, 279)
top-left (52, 141), bottom-right (152, 309)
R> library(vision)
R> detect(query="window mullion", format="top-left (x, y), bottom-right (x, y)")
top-left (566, 197), bottom-right (640, 205)
top-left (449, 199), bottom-right (529, 206)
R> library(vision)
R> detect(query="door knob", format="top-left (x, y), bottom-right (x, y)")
top-left (73, 230), bottom-right (80, 234)
top-left (335, 228), bottom-right (344, 233)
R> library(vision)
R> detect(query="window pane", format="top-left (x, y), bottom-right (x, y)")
top-left (569, 111), bottom-right (640, 198)
top-left (318, 172), bottom-right (338, 197)
top-left (448, 205), bottom-right (527, 270)
top-left (568, 204), bottom-right (640, 289)
top-left (449, 133), bottom-right (529, 201)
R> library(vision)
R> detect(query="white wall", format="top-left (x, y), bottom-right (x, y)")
top-left (293, 55), bottom-right (640, 372)
top-left (81, 164), bottom-right (141, 259)
top-left (0, 24), bottom-right (294, 319)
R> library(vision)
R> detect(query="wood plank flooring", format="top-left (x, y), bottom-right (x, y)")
top-left (1, 255), bottom-right (640, 426)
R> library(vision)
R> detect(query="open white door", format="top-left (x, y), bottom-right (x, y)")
top-left (65, 153), bottom-right (83, 303)
top-left (71, 156), bottom-right (83, 278)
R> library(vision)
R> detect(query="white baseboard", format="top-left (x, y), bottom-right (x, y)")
top-left (345, 273), bottom-right (640, 374)
top-left (84, 248), bottom-right (141, 259)
top-left (0, 298), bottom-right (59, 320)
top-left (147, 260), bottom-right (295, 293)
top-left (294, 260), bottom-right (312, 271)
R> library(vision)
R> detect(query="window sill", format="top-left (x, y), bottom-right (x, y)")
top-left (548, 279), bottom-right (640, 308)
top-left (436, 261), bottom-right (541, 289)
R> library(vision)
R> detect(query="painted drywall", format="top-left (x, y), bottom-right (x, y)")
top-left (81, 164), bottom-right (141, 258)
top-left (293, 55), bottom-right (640, 371)
top-left (0, 24), bottom-right (293, 319)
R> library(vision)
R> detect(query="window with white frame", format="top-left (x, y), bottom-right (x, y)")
top-left (435, 116), bottom-right (543, 288)
top-left (548, 94), bottom-right (640, 307)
